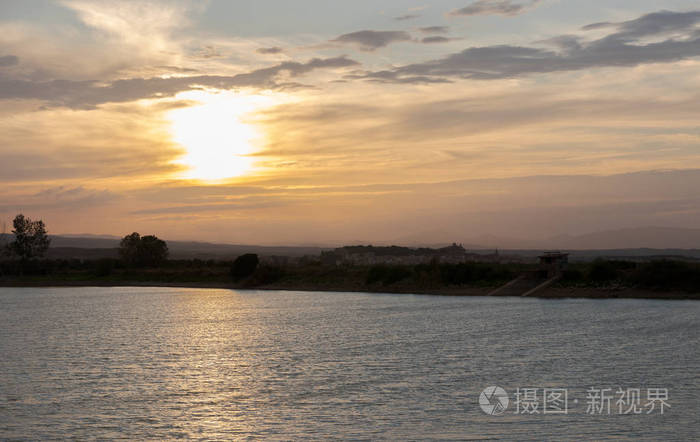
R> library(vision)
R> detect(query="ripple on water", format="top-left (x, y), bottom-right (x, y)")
top-left (0, 287), bottom-right (698, 440)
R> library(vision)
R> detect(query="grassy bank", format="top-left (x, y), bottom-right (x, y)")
top-left (558, 259), bottom-right (700, 292)
top-left (1, 258), bottom-right (699, 299)
top-left (0, 259), bottom-right (521, 288)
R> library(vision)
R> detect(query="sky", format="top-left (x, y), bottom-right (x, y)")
top-left (1, 0), bottom-right (700, 246)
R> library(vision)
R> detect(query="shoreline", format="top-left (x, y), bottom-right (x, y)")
top-left (0, 280), bottom-right (697, 300)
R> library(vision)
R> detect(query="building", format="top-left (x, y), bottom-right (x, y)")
top-left (538, 251), bottom-right (569, 278)
top-left (327, 243), bottom-right (468, 266)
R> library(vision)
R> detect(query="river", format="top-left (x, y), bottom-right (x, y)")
top-left (1, 287), bottom-right (698, 440)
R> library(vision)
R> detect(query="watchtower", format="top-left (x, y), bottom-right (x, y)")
top-left (538, 251), bottom-right (569, 278)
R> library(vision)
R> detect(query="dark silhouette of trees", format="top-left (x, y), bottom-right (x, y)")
top-left (588, 261), bottom-right (617, 283)
top-left (119, 232), bottom-right (141, 264)
top-left (366, 264), bottom-right (411, 285)
top-left (7, 214), bottom-right (51, 260)
top-left (139, 235), bottom-right (169, 267)
top-left (231, 253), bottom-right (259, 280)
top-left (0, 220), bottom-right (8, 260)
top-left (119, 232), bottom-right (169, 267)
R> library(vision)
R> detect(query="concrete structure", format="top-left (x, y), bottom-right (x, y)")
top-left (489, 251), bottom-right (569, 297)
top-left (538, 251), bottom-right (569, 278)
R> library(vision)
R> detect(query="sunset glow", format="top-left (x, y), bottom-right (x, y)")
top-left (0, 1), bottom-right (699, 245)
top-left (168, 91), bottom-right (274, 181)
top-left (2, 2), bottom-right (700, 439)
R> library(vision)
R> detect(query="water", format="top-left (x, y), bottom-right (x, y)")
top-left (1, 287), bottom-right (698, 440)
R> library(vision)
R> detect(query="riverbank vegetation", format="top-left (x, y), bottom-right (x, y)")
top-left (2, 256), bottom-right (700, 294)
top-left (2, 214), bottom-right (699, 295)
top-left (560, 259), bottom-right (700, 292)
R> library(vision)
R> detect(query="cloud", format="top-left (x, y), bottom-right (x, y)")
top-left (3, 4), bottom-right (700, 244)
top-left (92, 169), bottom-right (700, 244)
top-left (60, 0), bottom-right (195, 46)
top-left (188, 45), bottom-right (222, 59)
top-left (419, 26), bottom-right (449, 34)
top-left (581, 22), bottom-right (615, 32)
top-left (0, 55), bottom-right (19, 67)
top-left (332, 30), bottom-right (412, 51)
top-left (395, 14), bottom-right (420, 21)
top-left (347, 71), bottom-right (452, 84)
top-left (583, 9), bottom-right (700, 39)
top-left (0, 100), bottom-right (188, 184)
top-left (252, 76), bottom-right (700, 188)
top-left (58, 0), bottom-right (199, 72)
top-left (130, 199), bottom-right (286, 215)
top-left (450, 0), bottom-right (542, 17)
top-left (0, 186), bottom-right (120, 213)
top-left (422, 36), bottom-right (451, 44)
top-left (0, 1), bottom-right (205, 82)
top-left (156, 65), bottom-right (199, 73)
top-left (256, 47), bottom-right (284, 55)
top-left (0, 56), bottom-right (359, 108)
top-left (33, 186), bottom-right (119, 207)
top-left (353, 10), bottom-right (700, 84)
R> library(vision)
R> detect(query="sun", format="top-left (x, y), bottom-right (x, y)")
top-left (168, 90), bottom-right (273, 181)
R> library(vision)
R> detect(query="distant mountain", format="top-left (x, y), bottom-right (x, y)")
top-left (542, 227), bottom-right (700, 250)
top-left (439, 227), bottom-right (700, 250)
top-left (49, 236), bottom-right (121, 249)
top-left (390, 230), bottom-right (490, 249)
top-left (2, 233), bottom-right (329, 259)
top-left (164, 241), bottom-right (328, 259)
top-left (57, 233), bottom-right (121, 239)
top-left (41, 235), bottom-right (328, 259)
top-left (5, 227), bottom-right (700, 260)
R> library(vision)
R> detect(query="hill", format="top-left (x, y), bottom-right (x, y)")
top-left (542, 227), bottom-right (700, 250)
top-left (1, 234), bottom-right (328, 260)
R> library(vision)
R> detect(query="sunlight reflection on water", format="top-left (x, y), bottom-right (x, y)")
top-left (1, 287), bottom-right (698, 439)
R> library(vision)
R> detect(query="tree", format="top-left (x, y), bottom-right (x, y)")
top-left (0, 219), bottom-right (8, 258)
top-left (231, 253), bottom-right (259, 280)
top-left (119, 232), bottom-right (141, 264)
top-left (139, 235), bottom-right (169, 267)
top-left (119, 232), bottom-right (169, 267)
top-left (7, 214), bottom-right (51, 260)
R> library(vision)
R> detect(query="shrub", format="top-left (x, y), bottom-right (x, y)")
top-left (628, 260), bottom-right (700, 292)
top-left (439, 262), bottom-right (516, 286)
top-left (250, 265), bottom-right (285, 285)
top-left (588, 260), bottom-right (620, 283)
top-left (561, 268), bottom-right (584, 282)
top-left (94, 258), bottom-right (116, 277)
top-left (231, 253), bottom-right (260, 280)
top-left (366, 265), bottom-right (411, 285)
